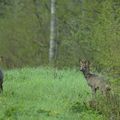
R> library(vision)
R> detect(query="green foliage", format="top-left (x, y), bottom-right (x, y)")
top-left (89, 93), bottom-right (120, 120)
top-left (91, 0), bottom-right (120, 72)
top-left (0, 0), bottom-right (119, 76)
top-left (0, 0), bottom-right (50, 68)
top-left (0, 67), bottom-right (108, 120)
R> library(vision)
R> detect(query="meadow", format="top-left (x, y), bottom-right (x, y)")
top-left (0, 67), bottom-right (119, 120)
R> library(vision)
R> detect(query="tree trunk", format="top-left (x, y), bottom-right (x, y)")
top-left (49, 0), bottom-right (57, 64)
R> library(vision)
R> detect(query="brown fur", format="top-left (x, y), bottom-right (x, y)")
top-left (80, 60), bottom-right (111, 96)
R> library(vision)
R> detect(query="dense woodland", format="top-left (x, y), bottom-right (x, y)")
top-left (0, 0), bottom-right (120, 76)
top-left (0, 1), bottom-right (120, 119)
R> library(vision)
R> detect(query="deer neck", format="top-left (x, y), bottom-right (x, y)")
top-left (82, 70), bottom-right (91, 79)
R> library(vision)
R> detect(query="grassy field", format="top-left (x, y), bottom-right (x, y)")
top-left (0, 67), bottom-right (117, 120)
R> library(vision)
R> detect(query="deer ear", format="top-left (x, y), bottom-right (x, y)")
top-left (80, 60), bottom-right (82, 65)
top-left (80, 59), bottom-right (85, 64)
top-left (86, 61), bottom-right (90, 66)
top-left (79, 59), bottom-right (81, 63)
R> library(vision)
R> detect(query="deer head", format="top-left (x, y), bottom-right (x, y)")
top-left (80, 60), bottom-right (90, 73)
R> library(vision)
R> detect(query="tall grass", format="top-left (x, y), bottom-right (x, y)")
top-left (0, 67), bottom-right (118, 120)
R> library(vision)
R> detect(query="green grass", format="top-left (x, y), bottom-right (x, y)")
top-left (0, 67), bottom-right (105, 120)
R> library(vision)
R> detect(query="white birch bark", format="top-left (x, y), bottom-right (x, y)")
top-left (49, 0), bottom-right (56, 64)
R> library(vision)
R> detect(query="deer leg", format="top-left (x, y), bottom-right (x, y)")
top-left (1, 84), bottom-right (3, 91)
top-left (91, 87), bottom-right (96, 98)
top-left (0, 84), bottom-right (3, 93)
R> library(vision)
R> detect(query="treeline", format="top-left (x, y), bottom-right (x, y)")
top-left (0, 0), bottom-right (120, 75)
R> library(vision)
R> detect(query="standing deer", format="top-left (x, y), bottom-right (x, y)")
top-left (80, 60), bottom-right (111, 96)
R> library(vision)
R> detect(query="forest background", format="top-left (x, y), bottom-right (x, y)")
top-left (0, 0), bottom-right (119, 77)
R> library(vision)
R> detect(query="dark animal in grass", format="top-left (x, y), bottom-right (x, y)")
top-left (80, 60), bottom-right (111, 96)
top-left (0, 69), bottom-right (3, 93)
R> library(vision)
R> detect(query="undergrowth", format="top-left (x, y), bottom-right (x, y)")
top-left (0, 67), bottom-right (119, 120)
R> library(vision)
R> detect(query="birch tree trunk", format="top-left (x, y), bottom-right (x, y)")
top-left (49, 0), bottom-right (57, 64)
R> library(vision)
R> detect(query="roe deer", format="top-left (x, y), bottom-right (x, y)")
top-left (80, 60), bottom-right (111, 96)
